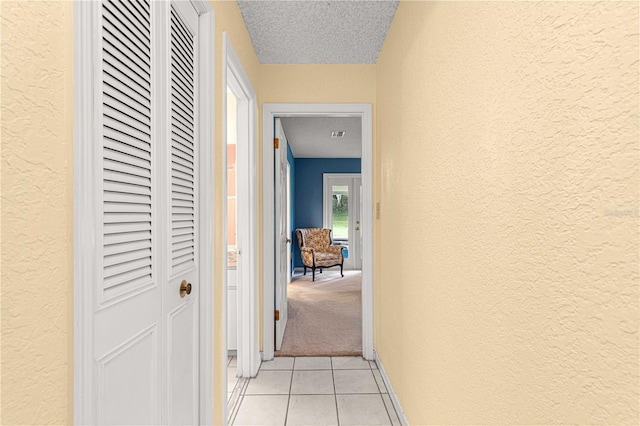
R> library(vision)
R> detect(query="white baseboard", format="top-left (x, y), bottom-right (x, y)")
top-left (375, 351), bottom-right (410, 426)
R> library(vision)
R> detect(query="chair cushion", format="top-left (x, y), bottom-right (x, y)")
top-left (314, 252), bottom-right (341, 267)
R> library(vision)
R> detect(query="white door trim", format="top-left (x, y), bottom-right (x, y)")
top-left (193, 2), bottom-right (215, 424)
top-left (222, 33), bottom-right (260, 390)
top-left (262, 103), bottom-right (374, 361)
top-left (73, 3), bottom-right (98, 420)
top-left (73, 1), bottom-right (215, 423)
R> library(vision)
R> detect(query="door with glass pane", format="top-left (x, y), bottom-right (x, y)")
top-left (323, 174), bottom-right (362, 270)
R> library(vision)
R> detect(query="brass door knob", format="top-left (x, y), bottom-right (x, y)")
top-left (286, 238), bottom-right (291, 243)
top-left (180, 280), bottom-right (192, 298)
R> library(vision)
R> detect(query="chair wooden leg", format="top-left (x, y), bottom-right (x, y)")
top-left (340, 263), bottom-right (344, 277)
top-left (303, 266), bottom-right (306, 276)
top-left (312, 267), bottom-right (316, 281)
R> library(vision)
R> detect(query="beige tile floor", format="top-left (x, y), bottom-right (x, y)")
top-left (227, 356), bottom-right (401, 426)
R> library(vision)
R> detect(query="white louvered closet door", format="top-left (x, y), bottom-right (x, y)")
top-left (92, 0), bottom-right (200, 424)
top-left (162, 1), bottom-right (200, 424)
top-left (96, 0), bottom-right (162, 424)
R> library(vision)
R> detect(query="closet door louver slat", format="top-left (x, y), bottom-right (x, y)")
top-left (101, 0), bottom-right (153, 301)
top-left (170, 6), bottom-right (197, 274)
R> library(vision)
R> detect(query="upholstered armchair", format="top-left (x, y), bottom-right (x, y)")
top-left (295, 228), bottom-right (345, 281)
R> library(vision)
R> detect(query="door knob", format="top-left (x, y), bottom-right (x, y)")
top-left (179, 280), bottom-right (192, 298)
top-left (286, 238), bottom-right (291, 243)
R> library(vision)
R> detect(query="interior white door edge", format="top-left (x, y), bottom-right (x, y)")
top-left (274, 119), bottom-right (290, 351)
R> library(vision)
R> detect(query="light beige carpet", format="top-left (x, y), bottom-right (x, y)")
top-left (275, 270), bottom-right (362, 357)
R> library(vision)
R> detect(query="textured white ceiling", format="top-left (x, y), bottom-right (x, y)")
top-left (237, 0), bottom-right (399, 64)
top-left (280, 117), bottom-right (362, 158)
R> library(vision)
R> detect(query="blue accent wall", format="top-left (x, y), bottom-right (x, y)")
top-left (293, 158), bottom-right (361, 268)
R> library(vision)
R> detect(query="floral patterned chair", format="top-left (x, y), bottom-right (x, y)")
top-left (295, 228), bottom-right (345, 281)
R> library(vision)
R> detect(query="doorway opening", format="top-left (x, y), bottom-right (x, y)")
top-left (262, 104), bottom-right (374, 361)
top-left (222, 35), bottom-right (259, 418)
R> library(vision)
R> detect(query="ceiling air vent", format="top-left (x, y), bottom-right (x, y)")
top-left (331, 130), bottom-right (346, 138)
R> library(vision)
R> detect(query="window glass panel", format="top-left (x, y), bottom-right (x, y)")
top-left (332, 185), bottom-right (349, 239)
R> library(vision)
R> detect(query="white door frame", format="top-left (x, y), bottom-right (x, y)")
top-left (322, 173), bottom-right (362, 270)
top-left (222, 34), bottom-right (260, 386)
top-left (73, 1), bottom-right (214, 423)
top-left (286, 161), bottom-right (292, 284)
top-left (262, 103), bottom-right (374, 360)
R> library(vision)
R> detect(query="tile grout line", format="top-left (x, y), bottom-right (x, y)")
top-left (226, 365), bottom-right (239, 424)
top-left (379, 393), bottom-right (394, 426)
top-left (239, 392), bottom-right (380, 396)
top-left (331, 357), bottom-right (341, 426)
top-left (265, 368), bottom-right (359, 371)
top-left (375, 357), bottom-right (403, 426)
top-left (283, 358), bottom-right (295, 425)
top-left (228, 391), bottom-right (242, 425)
top-left (370, 359), bottom-right (385, 394)
top-left (228, 378), bottom-right (250, 426)
top-left (331, 369), bottom-right (371, 371)
top-left (228, 367), bottom-right (251, 426)
top-left (385, 386), bottom-right (402, 425)
top-left (229, 392), bottom-right (242, 425)
top-left (226, 389), bottom-right (236, 420)
top-left (227, 395), bottom-right (244, 426)
top-left (371, 359), bottom-right (394, 426)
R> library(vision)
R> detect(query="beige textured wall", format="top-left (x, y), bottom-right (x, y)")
top-left (210, 1), bottom-right (260, 424)
top-left (259, 64), bottom-right (376, 104)
top-left (1, 1), bottom-right (74, 424)
top-left (376, 1), bottom-right (639, 424)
